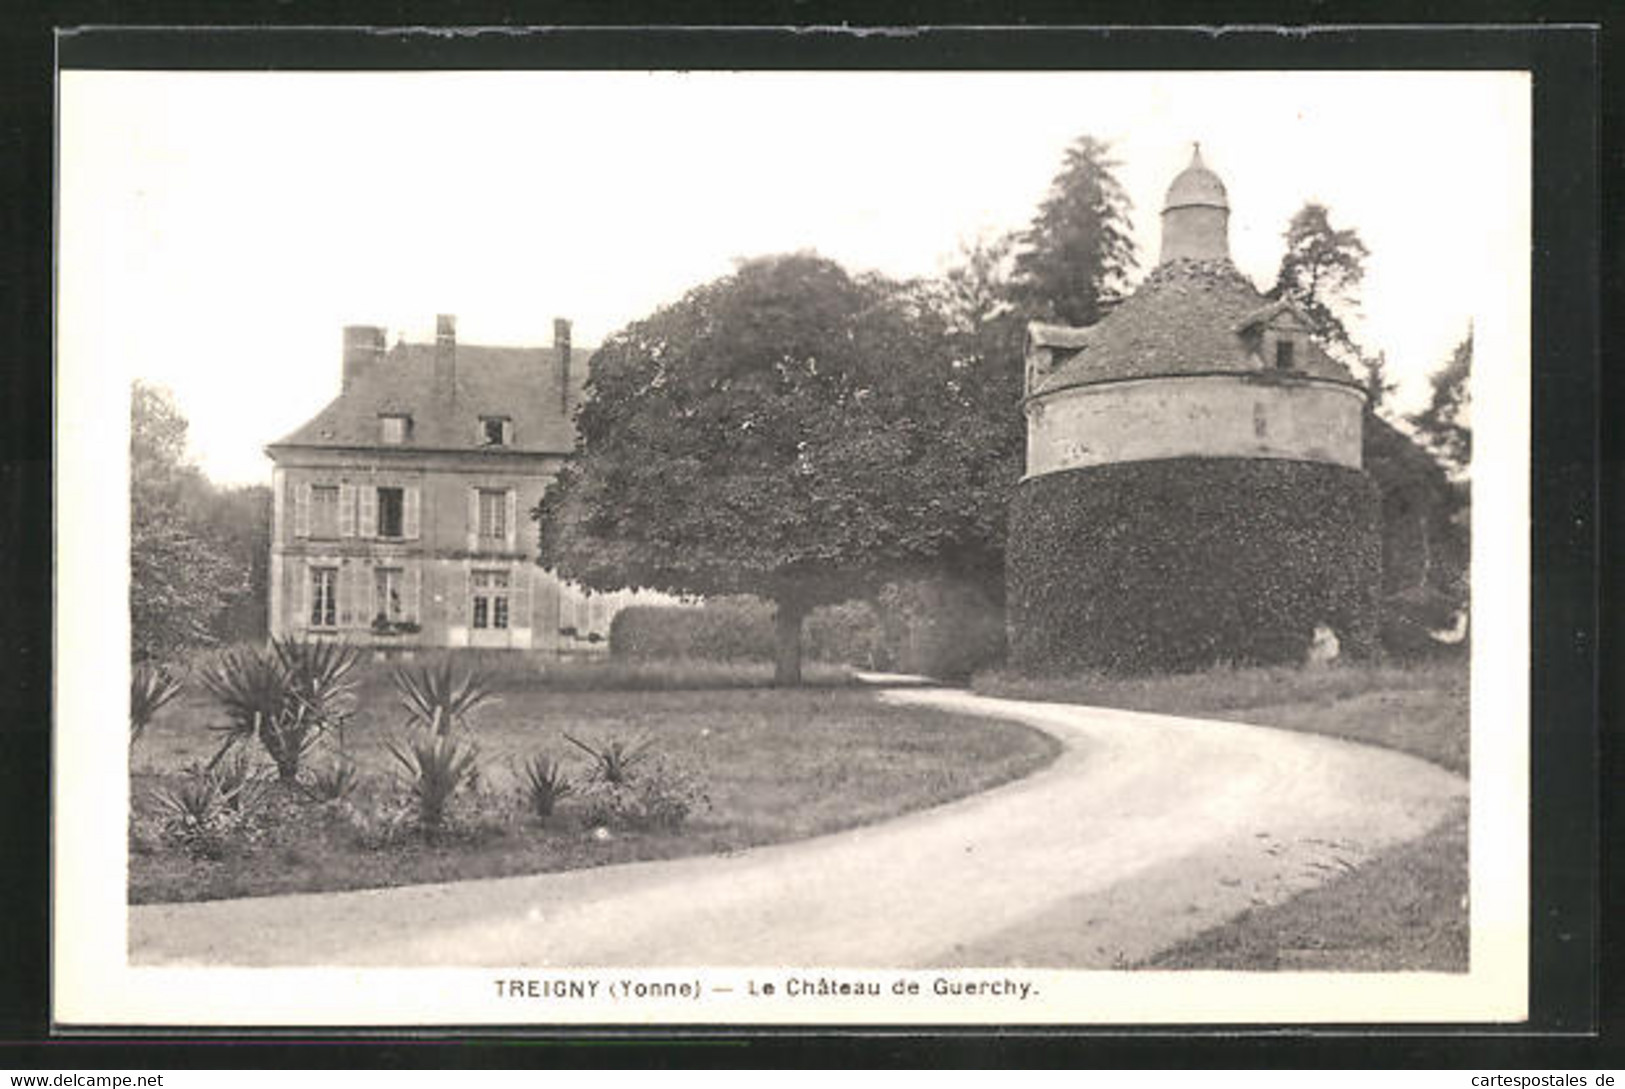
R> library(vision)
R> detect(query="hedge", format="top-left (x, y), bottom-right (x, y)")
top-left (610, 596), bottom-right (894, 668)
top-left (1007, 458), bottom-right (1381, 675)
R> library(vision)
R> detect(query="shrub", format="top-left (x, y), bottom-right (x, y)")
top-left (610, 598), bottom-right (772, 661)
top-left (805, 599), bottom-right (894, 670)
top-left (610, 595), bottom-right (891, 667)
top-left (516, 753), bottom-right (573, 818)
top-left (877, 579), bottom-right (1005, 680)
top-left (130, 662), bottom-right (183, 745)
top-left (392, 659), bottom-right (497, 736)
top-left (575, 759), bottom-right (709, 832)
top-left (1380, 585), bottom-right (1468, 662)
top-left (1007, 459), bottom-right (1381, 675)
top-left (386, 733), bottom-right (480, 836)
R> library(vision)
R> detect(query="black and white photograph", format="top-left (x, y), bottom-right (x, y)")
top-left (54, 63), bottom-right (1530, 1027)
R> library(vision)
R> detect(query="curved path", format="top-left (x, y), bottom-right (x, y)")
top-left (129, 687), bottom-right (1465, 968)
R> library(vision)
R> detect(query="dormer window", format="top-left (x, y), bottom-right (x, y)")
top-left (1274, 339), bottom-right (1296, 371)
top-left (480, 416), bottom-right (512, 447)
top-left (380, 415), bottom-right (412, 444)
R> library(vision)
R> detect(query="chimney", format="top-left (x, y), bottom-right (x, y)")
top-left (341, 325), bottom-right (386, 391)
top-left (554, 317), bottom-right (573, 414)
top-left (434, 314), bottom-right (457, 404)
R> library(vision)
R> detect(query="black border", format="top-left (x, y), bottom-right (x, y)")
top-left (4, 10), bottom-right (1612, 1069)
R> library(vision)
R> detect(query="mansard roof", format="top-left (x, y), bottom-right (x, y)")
top-left (268, 340), bottom-right (592, 456)
top-left (1027, 258), bottom-right (1360, 395)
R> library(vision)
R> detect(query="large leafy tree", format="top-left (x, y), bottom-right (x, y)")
top-left (1272, 202), bottom-right (1371, 370)
top-left (130, 382), bottom-right (251, 663)
top-left (537, 254), bottom-right (1006, 684)
top-left (1009, 135), bottom-right (1137, 326)
top-left (1410, 329), bottom-right (1472, 479)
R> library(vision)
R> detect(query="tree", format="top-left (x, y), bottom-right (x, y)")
top-left (1009, 135), bottom-right (1138, 326)
top-left (130, 382), bottom-right (250, 663)
top-left (1272, 202), bottom-right (1370, 366)
top-left (536, 254), bottom-right (1004, 685)
top-left (1410, 329), bottom-right (1472, 479)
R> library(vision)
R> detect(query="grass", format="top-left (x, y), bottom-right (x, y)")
top-left (130, 660), bottom-right (1058, 904)
top-left (978, 656), bottom-right (1470, 972)
top-left (975, 657), bottom-right (1469, 774)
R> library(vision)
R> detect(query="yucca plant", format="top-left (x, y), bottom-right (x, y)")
top-left (149, 766), bottom-right (234, 857)
top-left (392, 660), bottom-right (497, 737)
top-left (130, 662), bottom-right (183, 746)
top-left (304, 757), bottom-right (361, 803)
top-left (563, 732), bottom-right (653, 785)
top-left (516, 753), bottom-right (574, 818)
top-left (200, 638), bottom-right (358, 780)
top-left (387, 733), bottom-right (480, 835)
top-left (210, 750), bottom-right (271, 815)
top-left (274, 637), bottom-right (361, 722)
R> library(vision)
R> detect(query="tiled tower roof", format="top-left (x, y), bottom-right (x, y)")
top-left (1028, 258), bottom-right (1360, 394)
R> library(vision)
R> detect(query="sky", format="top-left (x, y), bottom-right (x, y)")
top-left (59, 70), bottom-right (1528, 486)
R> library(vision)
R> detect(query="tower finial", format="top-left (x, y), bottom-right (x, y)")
top-left (1192, 140), bottom-right (1203, 164)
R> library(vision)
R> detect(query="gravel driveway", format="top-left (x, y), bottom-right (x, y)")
top-left (129, 687), bottom-right (1465, 967)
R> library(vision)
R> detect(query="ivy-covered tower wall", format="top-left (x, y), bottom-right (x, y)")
top-left (1006, 148), bottom-right (1381, 675)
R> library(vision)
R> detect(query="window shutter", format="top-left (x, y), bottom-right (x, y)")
top-left (515, 565), bottom-right (532, 630)
top-left (468, 489), bottom-right (480, 552)
top-left (294, 482), bottom-right (311, 539)
top-left (300, 563), bottom-right (312, 627)
top-left (339, 484), bottom-right (357, 537)
top-left (359, 486), bottom-right (378, 539)
top-left (505, 490), bottom-right (517, 551)
top-left (409, 566), bottom-right (421, 623)
top-left (365, 566), bottom-right (377, 625)
top-left (403, 487), bottom-right (420, 540)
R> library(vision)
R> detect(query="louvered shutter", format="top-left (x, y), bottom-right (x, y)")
top-left (505, 490), bottom-right (517, 551)
top-left (467, 489), bottom-right (480, 552)
top-left (409, 566), bottom-right (421, 623)
top-left (339, 484), bottom-right (357, 537)
top-left (359, 486), bottom-right (378, 539)
top-left (365, 566), bottom-right (378, 625)
top-left (294, 482), bottom-right (311, 539)
top-left (403, 487), bottom-right (420, 540)
top-left (516, 565), bottom-right (532, 630)
top-left (300, 563), bottom-right (312, 628)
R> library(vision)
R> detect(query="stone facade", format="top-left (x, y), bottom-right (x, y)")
top-left (265, 315), bottom-right (642, 652)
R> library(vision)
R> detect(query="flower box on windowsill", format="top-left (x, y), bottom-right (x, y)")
top-left (371, 617), bottom-right (421, 637)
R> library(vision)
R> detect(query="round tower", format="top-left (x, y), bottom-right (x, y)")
top-left (1006, 147), bottom-right (1381, 675)
top-left (1159, 144), bottom-right (1230, 262)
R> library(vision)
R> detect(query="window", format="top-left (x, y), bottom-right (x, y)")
top-left (310, 485), bottom-right (340, 538)
top-left (375, 567), bottom-right (405, 622)
top-left (471, 570), bottom-right (510, 630)
top-left (1275, 339), bottom-right (1296, 371)
top-left (480, 416), bottom-right (511, 447)
top-left (377, 487), bottom-right (404, 538)
top-left (380, 415), bottom-right (411, 444)
top-left (310, 567), bottom-right (338, 628)
top-left (478, 489), bottom-right (508, 541)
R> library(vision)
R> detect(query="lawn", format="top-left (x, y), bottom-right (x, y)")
top-left (130, 657), bottom-right (1060, 904)
top-left (976, 656), bottom-right (1470, 972)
